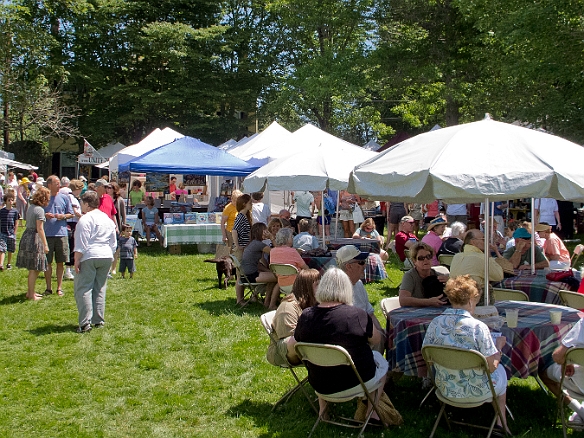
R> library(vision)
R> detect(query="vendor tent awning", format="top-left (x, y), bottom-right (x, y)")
top-left (122, 136), bottom-right (260, 176)
top-left (0, 157), bottom-right (38, 170)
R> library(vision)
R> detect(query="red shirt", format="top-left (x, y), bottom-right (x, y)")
top-left (395, 231), bottom-right (417, 262)
top-left (99, 194), bottom-right (117, 221)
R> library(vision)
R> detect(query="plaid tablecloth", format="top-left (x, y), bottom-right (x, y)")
top-left (327, 238), bottom-right (380, 254)
top-left (302, 253), bottom-right (388, 283)
top-left (387, 300), bottom-right (581, 379)
top-left (493, 270), bottom-right (573, 304)
top-left (161, 224), bottom-right (223, 247)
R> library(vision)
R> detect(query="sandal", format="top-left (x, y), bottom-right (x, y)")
top-left (56, 289), bottom-right (64, 296)
top-left (43, 289), bottom-right (53, 295)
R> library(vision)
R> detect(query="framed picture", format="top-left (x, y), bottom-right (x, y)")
top-left (183, 174), bottom-right (206, 186)
top-left (145, 172), bottom-right (169, 192)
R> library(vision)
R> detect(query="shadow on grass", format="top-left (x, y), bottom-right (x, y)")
top-left (28, 323), bottom-right (79, 336)
top-left (195, 298), bottom-right (267, 316)
top-left (0, 293), bottom-right (28, 305)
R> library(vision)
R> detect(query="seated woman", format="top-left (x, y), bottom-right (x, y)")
top-left (293, 218), bottom-right (319, 252)
top-left (270, 228), bottom-right (309, 290)
top-left (141, 196), bottom-right (163, 246)
top-left (353, 218), bottom-right (389, 261)
top-left (264, 217), bottom-right (283, 247)
top-left (399, 242), bottom-right (449, 307)
top-left (266, 269), bottom-right (320, 366)
top-left (437, 221), bottom-right (466, 256)
top-left (291, 268), bottom-right (388, 422)
top-left (237, 222), bottom-right (280, 309)
top-left (422, 275), bottom-right (511, 435)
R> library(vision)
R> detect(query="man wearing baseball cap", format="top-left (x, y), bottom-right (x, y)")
top-left (502, 227), bottom-right (549, 270)
top-left (336, 245), bottom-right (385, 353)
top-left (394, 215), bottom-right (418, 262)
top-left (95, 179), bottom-right (117, 225)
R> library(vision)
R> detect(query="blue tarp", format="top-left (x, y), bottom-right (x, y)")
top-left (119, 136), bottom-right (259, 176)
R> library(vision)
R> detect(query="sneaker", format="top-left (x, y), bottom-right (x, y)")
top-left (64, 271), bottom-right (74, 280)
top-left (569, 412), bottom-right (584, 424)
top-left (107, 273), bottom-right (113, 279)
top-left (92, 322), bottom-right (105, 329)
top-left (6, 264), bottom-right (11, 270)
top-left (76, 324), bottom-right (92, 334)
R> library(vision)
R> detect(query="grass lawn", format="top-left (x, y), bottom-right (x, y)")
top-left (0, 234), bottom-right (578, 437)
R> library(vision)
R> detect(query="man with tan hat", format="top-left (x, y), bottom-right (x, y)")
top-left (337, 245), bottom-right (385, 352)
top-left (536, 222), bottom-right (571, 270)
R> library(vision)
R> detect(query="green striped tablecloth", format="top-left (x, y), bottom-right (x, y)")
top-left (161, 224), bottom-right (223, 247)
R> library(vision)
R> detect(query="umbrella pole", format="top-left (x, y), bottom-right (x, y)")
top-left (484, 197), bottom-right (490, 305)
top-left (321, 192), bottom-right (326, 249)
top-left (531, 198), bottom-right (536, 274)
top-left (334, 193), bottom-right (340, 240)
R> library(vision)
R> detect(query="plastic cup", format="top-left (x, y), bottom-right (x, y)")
top-left (506, 309), bottom-right (519, 328)
top-left (550, 310), bottom-right (562, 325)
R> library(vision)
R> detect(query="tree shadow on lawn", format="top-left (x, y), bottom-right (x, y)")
top-left (28, 323), bottom-right (79, 336)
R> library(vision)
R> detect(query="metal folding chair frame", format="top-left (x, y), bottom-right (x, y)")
top-left (492, 287), bottom-right (529, 302)
top-left (558, 347), bottom-right (584, 438)
top-left (230, 254), bottom-right (268, 307)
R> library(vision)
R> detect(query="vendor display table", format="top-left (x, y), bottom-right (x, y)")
top-left (387, 300), bottom-right (580, 379)
top-left (161, 224), bottom-right (222, 248)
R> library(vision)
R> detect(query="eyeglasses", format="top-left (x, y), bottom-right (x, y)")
top-left (416, 254), bottom-right (433, 261)
top-left (350, 260), bottom-right (366, 266)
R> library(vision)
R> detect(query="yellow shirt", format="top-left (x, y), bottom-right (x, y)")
top-left (222, 203), bottom-right (238, 232)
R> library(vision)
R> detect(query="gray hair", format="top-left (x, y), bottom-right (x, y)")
top-left (450, 221), bottom-right (467, 238)
top-left (81, 190), bottom-right (100, 209)
top-left (275, 228), bottom-right (294, 247)
top-left (315, 267), bottom-right (353, 305)
top-left (60, 176), bottom-right (70, 187)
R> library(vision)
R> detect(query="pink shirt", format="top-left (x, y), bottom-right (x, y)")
top-left (422, 231), bottom-right (443, 265)
top-left (270, 246), bottom-right (306, 287)
top-left (544, 233), bottom-right (571, 265)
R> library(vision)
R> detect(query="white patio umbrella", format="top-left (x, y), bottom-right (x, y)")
top-left (348, 116), bottom-right (584, 303)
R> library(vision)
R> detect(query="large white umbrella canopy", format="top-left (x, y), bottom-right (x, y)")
top-left (348, 117), bottom-right (584, 203)
top-left (244, 124), bottom-right (376, 192)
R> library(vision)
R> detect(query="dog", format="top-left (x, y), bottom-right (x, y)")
top-left (204, 256), bottom-right (235, 289)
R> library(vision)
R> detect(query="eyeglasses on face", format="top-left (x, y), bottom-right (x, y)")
top-left (351, 260), bottom-right (366, 266)
top-left (416, 254), bottom-right (433, 261)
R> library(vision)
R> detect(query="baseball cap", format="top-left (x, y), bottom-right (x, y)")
top-left (513, 228), bottom-right (531, 240)
top-left (336, 245), bottom-right (369, 265)
top-left (400, 215), bottom-right (415, 223)
top-left (79, 176), bottom-right (87, 182)
top-left (95, 178), bottom-right (110, 188)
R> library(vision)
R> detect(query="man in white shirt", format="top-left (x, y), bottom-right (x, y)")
top-left (251, 192), bottom-right (271, 225)
top-left (535, 198), bottom-right (561, 232)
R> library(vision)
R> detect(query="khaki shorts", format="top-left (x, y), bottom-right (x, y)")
top-left (47, 236), bottom-right (70, 264)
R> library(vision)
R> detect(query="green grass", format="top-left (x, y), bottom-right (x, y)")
top-left (0, 235), bottom-right (578, 437)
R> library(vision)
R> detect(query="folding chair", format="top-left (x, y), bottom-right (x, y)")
top-left (572, 244), bottom-right (584, 268)
top-left (269, 263), bottom-right (299, 294)
top-left (422, 345), bottom-right (509, 438)
top-left (559, 290), bottom-right (584, 310)
top-left (438, 254), bottom-right (454, 267)
top-left (493, 288), bottom-right (529, 302)
top-left (294, 342), bottom-right (386, 438)
top-left (230, 254), bottom-right (268, 306)
top-left (558, 347), bottom-right (584, 438)
top-left (259, 311), bottom-right (317, 413)
top-left (380, 297), bottom-right (401, 319)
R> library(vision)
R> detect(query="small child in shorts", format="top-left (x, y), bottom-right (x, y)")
top-left (117, 224), bottom-right (138, 278)
top-left (0, 193), bottom-right (20, 271)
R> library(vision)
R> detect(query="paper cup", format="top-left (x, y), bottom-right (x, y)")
top-left (550, 310), bottom-right (562, 325)
top-left (506, 309), bottom-right (519, 328)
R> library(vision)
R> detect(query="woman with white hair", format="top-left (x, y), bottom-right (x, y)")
top-left (438, 221), bottom-right (467, 256)
top-left (291, 267), bottom-right (388, 422)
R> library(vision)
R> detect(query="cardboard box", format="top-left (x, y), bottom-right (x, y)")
top-left (168, 244), bottom-right (181, 255)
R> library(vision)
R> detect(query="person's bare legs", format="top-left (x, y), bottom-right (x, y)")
top-left (363, 374), bottom-right (386, 423)
top-left (389, 223), bottom-right (399, 241)
top-left (318, 397), bottom-right (329, 419)
top-left (153, 225), bottom-right (163, 246)
top-left (264, 283), bottom-right (280, 310)
top-left (45, 263), bottom-right (53, 291)
top-left (55, 262), bottom-right (64, 295)
top-left (348, 220), bottom-right (355, 236)
top-left (493, 392), bottom-right (511, 434)
top-left (145, 225), bottom-right (152, 246)
top-left (6, 251), bottom-right (13, 266)
top-left (235, 282), bottom-right (245, 305)
top-left (342, 220), bottom-right (351, 237)
top-left (0, 251), bottom-right (5, 268)
top-left (27, 270), bottom-right (42, 300)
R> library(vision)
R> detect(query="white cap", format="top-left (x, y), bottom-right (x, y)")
top-left (335, 245), bottom-right (369, 265)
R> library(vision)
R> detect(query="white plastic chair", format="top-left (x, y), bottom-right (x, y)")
top-left (269, 263), bottom-right (299, 294)
top-left (558, 347), bottom-right (584, 437)
top-left (559, 289), bottom-right (584, 310)
top-left (380, 297), bottom-right (401, 319)
top-left (493, 288), bottom-right (529, 302)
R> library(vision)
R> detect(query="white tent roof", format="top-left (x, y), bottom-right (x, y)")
top-left (363, 139), bottom-right (381, 151)
top-left (0, 157), bottom-right (38, 170)
top-left (243, 125), bottom-right (376, 192)
top-left (217, 139), bottom-right (237, 150)
top-left (228, 121), bottom-right (292, 162)
top-left (97, 142), bottom-right (126, 158)
top-left (108, 128), bottom-right (184, 173)
top-left (349, 118), bottom-right (584, 203)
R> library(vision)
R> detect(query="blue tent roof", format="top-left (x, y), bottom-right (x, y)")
top-left (119, 136), bottom-right (259, 176)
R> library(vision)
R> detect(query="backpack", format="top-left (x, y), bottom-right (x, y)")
top-left (324, 193), bottom-right (336, 216)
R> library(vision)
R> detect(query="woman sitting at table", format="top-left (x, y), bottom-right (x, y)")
top-left (265, 218), bottom-right (283, 246)
top-left (422, 275), bottom-right (511, 436)
top-left (141, 196), bottom-right (163, 247)
top-left (270, 228), bottom-right (309, 290)
top-left (353, 218), bottom-right (389, 262)
top-left (291, 267), bottom-right (388, 422)
top-left (399, 242), bottom-right (449, 307)
top-left (437, 221), bottom-right (466, 256)
top-left (237, 222), bottom-right (279, 308)
top-left (267, 268), bottom-right (319, 366)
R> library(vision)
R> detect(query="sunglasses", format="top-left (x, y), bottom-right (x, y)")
top-left (351, 260), bottom-right (366, 266)
top-left (416, 254), bottom-right (433, 261)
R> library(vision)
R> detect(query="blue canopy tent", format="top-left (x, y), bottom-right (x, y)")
top-left (119, 136), bottom-right (259, 176)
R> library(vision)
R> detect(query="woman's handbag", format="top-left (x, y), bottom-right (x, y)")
top-left (352, 204), bottom-right (365, 223)
top-left (354, 391), bottom-right (403, 426)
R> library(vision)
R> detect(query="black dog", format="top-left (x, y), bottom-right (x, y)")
top-left (204, 256), bottom-right (235, 289)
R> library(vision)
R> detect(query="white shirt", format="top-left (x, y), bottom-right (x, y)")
top-left (252, 202), bottom-right (271, 225)
top-left (352, 280), bottom-right (374, 315)
top-left (294, 191), bottom-right (314, 217)
top-left (535, 198), bottom-right (558, 226)
top-left (74, 208), bottom-right (117, 262)
top-left (446, 203), bottom-right (467, 215)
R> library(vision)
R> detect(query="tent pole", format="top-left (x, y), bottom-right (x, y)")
top-left (484, 197), bottom-right (490, 305)
top-left (531, 198), bottom-right (536, 274)
top-left (321, 191), bottom-right (326, 249)
top-left (334, 193), bottom-right (340, 240)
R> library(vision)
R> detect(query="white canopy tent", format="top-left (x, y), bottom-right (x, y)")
top-left (349, 116), bottom-right (584, 302)
top-left (0, 157), bottom-right (38, 171)
top-left (228, 121), bottom-right (292, 164)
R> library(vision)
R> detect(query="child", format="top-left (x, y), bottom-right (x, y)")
top-left (117, 224), bottom-right (138, 278)
top-left (0, 193), bottom-right (20, 270)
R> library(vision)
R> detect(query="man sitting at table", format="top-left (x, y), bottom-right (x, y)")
top-left (540, 318), bottom-right (584, 424)
top-left (393, 215), bottom-right (418, 262)
top-left (450, 229), bottom-right (504, 300)
top-left (293, 219), bottom-right (319, 252)
top-left (337, 245), bottom-right (385, 352)
top-left (536, 222), bottom-right (571, 270)
top-left (503, 228), bottom-right (549, 270)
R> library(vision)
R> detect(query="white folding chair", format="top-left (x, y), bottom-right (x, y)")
top-left (380, 297), bottom-right (401, 319)
top-left (558, 347), bottom-right (584, 438)
top-left (438, 254), bottom-right (454, 267)
top-left (269, 263), bottom-right (299, 294)
top-left (559, 290), bottom-right (584, 310)
top-left (259, 311), bottom-right (317, 413)
top-left (493, 288), bottom-right (529, 302)
top-left (230, 254), bottom-right (268, 306)
top-left (294, 342), bottom-right (387, 438)
top-left (422, 345), bottom-right (510, 438)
